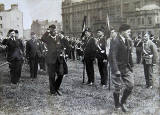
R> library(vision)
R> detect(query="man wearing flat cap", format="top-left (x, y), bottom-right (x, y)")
top-left (2, 29), bottom-right (24, 85)
top-left (41, 24), bottom-right (66, 96)
top-left (109, 24), bottom-right (134, 112)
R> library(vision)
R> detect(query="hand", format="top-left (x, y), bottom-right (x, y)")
top-left (46, 29), bottom-right (50, 33)
top-left (149, 55), bottom-right (153, 58)
top-left (103, 59), bottom-right (108, 63)
top-left (115, 71), bottom-right (121, 77)
top-left (153, 64), bottom-right (156, 66)
top-left (101, 50), bottom-right (105, 53)
top-left (116, 74), bottom-right (121, 77)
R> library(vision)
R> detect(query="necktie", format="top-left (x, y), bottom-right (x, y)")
top-left (125, 39), bottom-right (128, 46)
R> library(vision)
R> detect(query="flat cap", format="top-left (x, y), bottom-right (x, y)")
top-left (119, 24), bottom-right (130, 32)
top-left (31, 32), bottom-right (36, 35)
top-left (49, 24), bottom-right (56, 29)
top-left (85, 27), bottom-right (91, 32)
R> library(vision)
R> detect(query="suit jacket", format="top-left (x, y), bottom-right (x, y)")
top-left (26, 39), bottom-right (42, 59)
top-left (109, 35), bottom-right (133, 74)
top-left (2, 38), bottom-right (24, 62)
top-left (84, 37), bottom-right (99, 60)
top-left (41, 32), bottom-right (63, 64)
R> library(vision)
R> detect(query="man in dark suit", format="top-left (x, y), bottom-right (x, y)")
top-left (109, 24), bottom-right (134, 112)
top-left (41, 25), bottom-right (67, 96)
top-left (96, 29), bottom-right (108, 87)
top-left (2, 29), bottom-right (24, 85)
top-left (26, 32), bottom-right (42, 78)
top-left (84, 28), bottom-right (100, 85)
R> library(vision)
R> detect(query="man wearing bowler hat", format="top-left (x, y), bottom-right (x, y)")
top-left (41, 24), bottom-right (66, 96)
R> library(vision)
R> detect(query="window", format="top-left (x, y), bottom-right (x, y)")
top-left (130, 18), bottom-right (135, 25)
top-left (157, 16), bottom-right (160, 23)
top-left (142, 18), bottom-right (144, 25)
top-left (137, 18), bottom-right (141, 25)
top-left (124, 3), bottom-right (129, 11)
top-left (0, 24), bottom-right (2, 28)
top-left (134, 1), bottom-right (140, 9)
top-left (0, 16), bottom-right (2, 20)
top-left (148, 17), bottom-right (152, 25)
top-left (0, 32), bottom-right (3, 36)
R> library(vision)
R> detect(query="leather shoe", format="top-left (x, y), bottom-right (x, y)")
top-left (114, 106), bottom-right (121, 111)
top-left (88, 82), bottom-right (94, 86)
top-left (146, 85), bottom-right (153, 89)
top-left (50, 91), bottom-right (57, 96)
top-left (121, 103), bottom-right (129, 112)
top-left (56, 90), bottom-right (62, 96)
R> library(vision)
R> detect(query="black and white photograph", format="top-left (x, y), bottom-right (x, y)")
top-left (0, 0), bottom-right (160, 114)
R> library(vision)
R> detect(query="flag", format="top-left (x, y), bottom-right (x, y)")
top-left (81, 16), bottom-right (87, 39)
top-left (106, 13), bottom-right (111, 38)
top-left (106, 13), bottom-right (110, 31)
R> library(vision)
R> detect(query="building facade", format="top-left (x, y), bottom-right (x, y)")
top-left (31, 20), bottom-right (62, 37)
top-left (0, 4), bottom-right (23, 38)
top-left (62, 0), bottom-right (160, 37)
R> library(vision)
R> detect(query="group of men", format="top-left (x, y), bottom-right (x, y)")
top-left (82, 24), bottom-right (158, 112)
top-left (0, 23), bottom-right (158, 113)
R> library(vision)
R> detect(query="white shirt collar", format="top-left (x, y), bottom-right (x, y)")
top-left (119, 34), bottom-right (125, 43)
top-left (10, 37), bottom-right (15, 41)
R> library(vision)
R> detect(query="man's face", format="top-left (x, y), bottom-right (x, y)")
top-left (110, 30), bottom-right (117, 38)
top-left (143, 33), bottom-right (149, 42)
top-left (122, 29), bottom-right (131, 38)
top-left (49, 27), bottom-right (56, 33)
top-left (85, 31), bottom-right (91, 38)
top-left (31, 34), bottom-right (36, 39)
top-left (97, 31), bottom-right (104, 37)
top-left (10, 31), bottom-right (15, 38)
top-left (60, 33), bottom-right (64, 38)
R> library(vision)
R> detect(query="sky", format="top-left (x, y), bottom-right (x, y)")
top-left (0, 0), bottom-right (62, 29)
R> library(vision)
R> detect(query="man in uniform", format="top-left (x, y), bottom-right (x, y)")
top-left (110, 24), bottom-right (134, 112)
top-left (41, 25), bottom-right (67, 96)
top-left (96, 29), bottom-right (108, 87)
top-left (26, 32), bottom-right (42, 78)
top-left (142, 32), bottom-right (158, 88)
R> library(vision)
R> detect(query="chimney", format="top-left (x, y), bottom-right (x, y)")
top-left (0, 4), bottom-right (4, 11)
top-left (11, 4), bottom-right (18, 10)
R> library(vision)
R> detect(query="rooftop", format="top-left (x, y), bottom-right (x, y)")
top-left (140, 4), bottom-right (160, 11)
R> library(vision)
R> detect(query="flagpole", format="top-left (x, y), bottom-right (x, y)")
top-left (82, 16), bottom-right (87, 83)
top-left (106, 13), bottom-right (111, 91)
